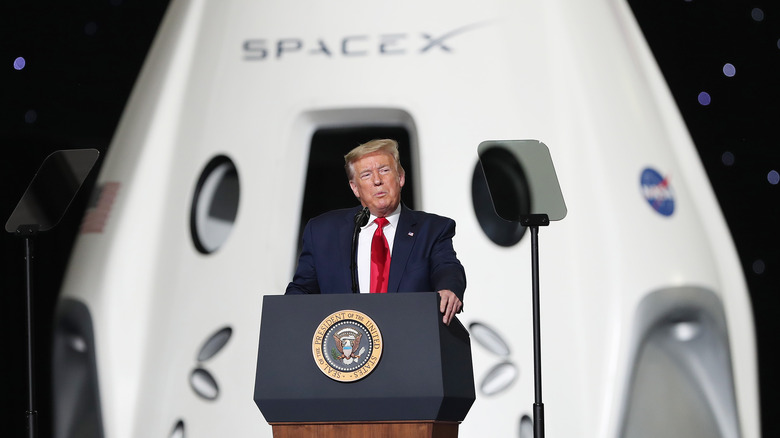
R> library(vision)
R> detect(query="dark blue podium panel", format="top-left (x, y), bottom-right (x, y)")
top-left (254, 292), bottom-right (475, 423)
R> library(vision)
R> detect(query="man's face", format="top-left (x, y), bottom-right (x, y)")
top-left (349, 151), bottom-right (405, 218)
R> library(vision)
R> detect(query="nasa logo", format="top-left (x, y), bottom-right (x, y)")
top-left (640, 167), bottom-right (674, 216)
top-left (312, 310), bottom-right (383, 382)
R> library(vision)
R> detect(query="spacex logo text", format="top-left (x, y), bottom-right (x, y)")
top-left (242, 23), bottom-right (486, 61)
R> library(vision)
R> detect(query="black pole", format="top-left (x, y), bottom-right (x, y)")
top-left (24, 234), bottom-right (38, 438)
top-left (5, 149), bottom-right (99, 438)
top-left (530, 225), bottom-right (544, 438)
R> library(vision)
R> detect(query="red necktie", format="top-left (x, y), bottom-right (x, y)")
top-left (370, 217), bottom-right (391, 293)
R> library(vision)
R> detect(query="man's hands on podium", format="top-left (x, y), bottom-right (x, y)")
top-left (438, 289), bottom-right (462, 326)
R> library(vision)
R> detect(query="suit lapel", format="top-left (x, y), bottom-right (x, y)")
top-left (388, 205), bottom-right (418, 293)
top-left (339, 206), bottom-right (362, 284)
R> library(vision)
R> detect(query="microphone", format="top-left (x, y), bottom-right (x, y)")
top-left (351, 207), bottom-right (370, 293)
top-left (354, 206), bottom-right (370, 227)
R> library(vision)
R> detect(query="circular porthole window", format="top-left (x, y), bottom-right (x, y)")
top-left (190, 156), bottom-right (240, 254)
top-left (471, 148), bottom-right (530, 247)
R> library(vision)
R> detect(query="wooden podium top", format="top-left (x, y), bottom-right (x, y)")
top-left (270, 420), bottom-right (459, 438)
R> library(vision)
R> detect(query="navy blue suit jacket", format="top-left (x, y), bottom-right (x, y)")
top-left (285, 205), bottom-right (466, 301)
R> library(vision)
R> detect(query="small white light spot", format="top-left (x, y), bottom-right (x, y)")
top-left (13, 57), bottom-right (26, 70)
top-left (69, 335), bottom-right (87, 353)
top-left (698, 91), bottom-right (711, 106)
top-left (722, 63), bottom-right (736, 77)
top-left (768, 170), bottom-right (779, 185)
top-left (751, 8), bottom-right (765, 22)
top-left (752, 259), bottom-right (765, 274)
top-left (721, 151), bottom-right (735, 166)
top-left (672, 321), bottom-right (700, 342)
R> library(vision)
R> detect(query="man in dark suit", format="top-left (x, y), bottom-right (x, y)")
top-left (285, 139), bottom-right (466, 325)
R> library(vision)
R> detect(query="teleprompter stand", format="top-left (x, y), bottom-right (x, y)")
top-left (477, 140), bottom-right (567, 438)
top-left (5, 149), bottom-right (99, 438)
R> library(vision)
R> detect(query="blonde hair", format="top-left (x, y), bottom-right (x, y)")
top-left (344, 139), bottom-right (405, 180)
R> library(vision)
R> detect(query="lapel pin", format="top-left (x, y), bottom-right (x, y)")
top-left (408, 232), bottom-right (414, 237)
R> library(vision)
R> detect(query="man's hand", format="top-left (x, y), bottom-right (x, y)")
top-left (437, 289), bottom-right (462, 326)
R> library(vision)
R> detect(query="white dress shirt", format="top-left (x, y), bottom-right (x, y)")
top-left (357, 204), bottom-right (401, 293)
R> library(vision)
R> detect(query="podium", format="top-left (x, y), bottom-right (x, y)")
top-left (254, 292), bottom-right (475, 438)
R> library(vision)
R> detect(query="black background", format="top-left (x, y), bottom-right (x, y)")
top-left (1, 1), bottom-right (777, 436)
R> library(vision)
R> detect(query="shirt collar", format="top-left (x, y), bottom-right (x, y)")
top-left (363, 204), bottom-right (401, 230)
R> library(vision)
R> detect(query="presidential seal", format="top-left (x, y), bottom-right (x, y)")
top-left (312, 310), bottom-right (383, 382)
